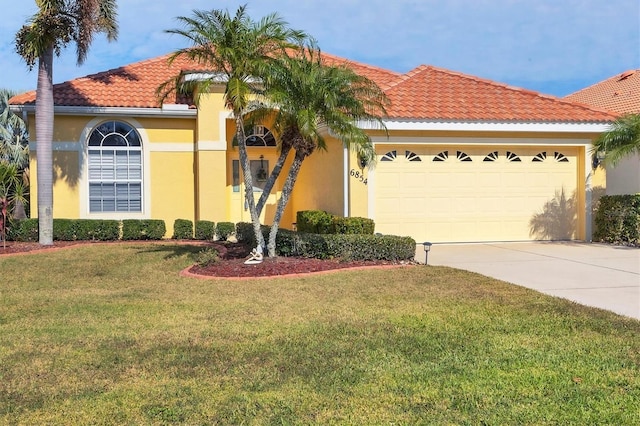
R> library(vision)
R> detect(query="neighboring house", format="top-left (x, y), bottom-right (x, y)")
top-left (565, 69), bottom-right (640, 195)
top-left (9, 53), bottom-right (615, 243)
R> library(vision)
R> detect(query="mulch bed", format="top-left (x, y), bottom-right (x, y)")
top-left (1, 240), bottom-right (414, 278)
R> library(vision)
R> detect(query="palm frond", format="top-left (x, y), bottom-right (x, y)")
top-left (593, 114), bottom-right (640, 166)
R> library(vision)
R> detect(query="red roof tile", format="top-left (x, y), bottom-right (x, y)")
top-left (10, 53), bottom-right (615, 123)
top-left (564, 70), bottom-right (640, 115)
top-left (9, 54), bottom-right (208, 108)
top-left (384, 65), bottom-right (615, 122)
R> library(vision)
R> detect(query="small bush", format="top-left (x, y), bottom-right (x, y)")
top-left (52, 219), bottom-right (121, 241)
top-left (594, 194), bottom-right (640, 246)
top-left (296, 210), bottom-right (334, 234)
top-left (193, 247), bottom-right (220, 267)
top-left (6, 218), bottom-right (38, 242)
top-left (79, 220), bottom-right (120, 241)
top-left (53, 219), bottom-right (76, 241)
top-left (325, 234), bottom-right (416, 261)
top-left (172, 219), bottom-right (193, 240)
top-left (215, 222), bottom-right (235, 241)
top-left (235, 222), bottom-right (270, 248)
top-left (272, 230), bottom-right (415, 261)
top-left (195, 220), bottom-right (215, 240)
top-left (235, 222), bottom-right (255, 245)
top-left (332, 216), bottom-right (375, 235)
top-left (122, 219), bottom-right (166, 240)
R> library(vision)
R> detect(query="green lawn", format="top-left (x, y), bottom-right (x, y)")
top-left (1, 243), bottom-right (639, 425)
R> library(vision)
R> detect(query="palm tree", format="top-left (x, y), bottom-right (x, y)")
top-left (0, 163), bottom-right (29, 247)
top-left (162, 5), bottom-right (309, 252)
top-left (259, 49), bottom-right (388, 257)
top-left (0, 88), bottom-right (29, 170)
top-left (15, 0), bottom-right (118, 245)
top-left (593, 113), bottom-right (640, 166)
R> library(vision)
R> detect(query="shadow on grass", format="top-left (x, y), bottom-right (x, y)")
top-left (133, 241), bottom-right (213, 260)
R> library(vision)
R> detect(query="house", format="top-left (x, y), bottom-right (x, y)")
top-left (9, 52), bottom-right (615, 243)
top-left (565, 70), bottom-right (640, 196)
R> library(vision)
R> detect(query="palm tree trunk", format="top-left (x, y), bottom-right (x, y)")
top-left (267, 152), bottom-right (305, 257)
top-left (36, 48), bottom-right (54, 245)
top-left (256, 144), bottom-right (292, 216)
top-left (235, 115), bottom-right (265, 250)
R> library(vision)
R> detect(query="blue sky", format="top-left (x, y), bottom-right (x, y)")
top-left (1, 0), bottom-right (638, 97)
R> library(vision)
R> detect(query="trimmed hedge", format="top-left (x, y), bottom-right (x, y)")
top-left (594, 194), bottom-right (640, 246)
top-left (332, 216), bottom-right (375, 235)
top-left (6, 218), bottom-right (38, 242)
top-left (215, 222), bottom-right (235, 241)
top-left (273, 229), bottom-right (415, 261)
top-left (8, 218), bottom-right (121, 242)
top-left (172, 219), bottom-right (193, 239)
top-left (296, 210), bottom-right (334, 234)
top-left (53, 219), bottom-right (119, 241)
top-left (121, 219), bottom-right (166, 240)
top-left (195, 220), bottom-right (215, 240)
top-left (297, 210), bottom-right (375, 235)
top-left (235, 222), bottom-right (269, 247)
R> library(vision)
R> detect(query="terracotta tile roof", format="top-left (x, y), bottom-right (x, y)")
top-left (318, 52), bottom-right (401, 88)
top-left (564, 70), bottom-right (640, 115)
top-left (9, 54), bottom-right (207, 108)
top-left (383, 65), bottom-right (615, 122)
top-left (10, 52), bottom-right (615, 123)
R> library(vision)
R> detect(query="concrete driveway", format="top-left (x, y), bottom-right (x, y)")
top-left (416, 242), bottom-right (640, 320)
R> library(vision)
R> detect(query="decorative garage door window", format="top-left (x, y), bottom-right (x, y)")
top-left (484, 151), bottom-right (499, 161)
top-left (87, 121), bottom-right (142, 213)
top-left (532, 151), bottom-right (570, 162)
top-left (381, 150), bottom-right (422, 162)
top-left (432, 150), bottom-right (472, 162)
top-left (506, 151), bottom-right (521, 162)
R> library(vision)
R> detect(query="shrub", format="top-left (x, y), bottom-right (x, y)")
top-left (272, 230), bottom-right (415, 261)
top-left (172, 219), bottom-right (193, 240)
top-left (6, 218), bottom-right (38, 242)
top-left (325, 234), bottom-right (416, 261)
top-left (235, 222), bottom-right (255, 245)
top-left (78, 220), bottom-right (120, 241)
top-left (296, 210), bottom-right (334, 234)
top-left (332, 216), bottom-right (375, 235)
top-left (121, 219), bottom-right (166, 240)
top-left (235, 222), bottom-right (270, 248)
top-left (195, 220), bottom-right (215, 240)
top-left (215, 222), bottom-right (235, 241)
top-left (53, 219), bottom-right (76, 241)
top-left (594, 194), bottom-right (640, 246)
top-left (52, 219), bottom-right (121, 241)
top-left (193, 247), bottom-right (220, 267)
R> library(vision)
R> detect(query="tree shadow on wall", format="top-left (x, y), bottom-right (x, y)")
top-left (529, 188), bottom-right (576, 240)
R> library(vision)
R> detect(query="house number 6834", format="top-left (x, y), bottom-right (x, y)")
top-left (349, 169), bottom-right (367, 185)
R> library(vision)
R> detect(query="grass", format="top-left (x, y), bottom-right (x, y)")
top-left (1, 242), bottom-right (639, 425)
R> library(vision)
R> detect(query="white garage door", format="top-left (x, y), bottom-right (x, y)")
top-left (374, 146), bottom-right (579, 243)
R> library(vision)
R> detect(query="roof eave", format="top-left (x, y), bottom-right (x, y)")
top-left (10, 104), bottom-right (197, 119)
top-left (366, 119), bottom-right (613, 133)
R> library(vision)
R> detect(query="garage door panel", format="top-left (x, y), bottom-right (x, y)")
top-left (375, 146), bottom-right (579, 243)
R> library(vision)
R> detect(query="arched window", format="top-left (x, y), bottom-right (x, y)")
top-left (87, 121), bottom-right (142, 213)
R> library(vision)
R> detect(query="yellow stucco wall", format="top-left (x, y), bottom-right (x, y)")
top-left (290, 138), bottom-right (345, 218)
top-left (150, 151), bottom-right (195, 230)
top-left (198, 150), bottom-right (228, 223)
